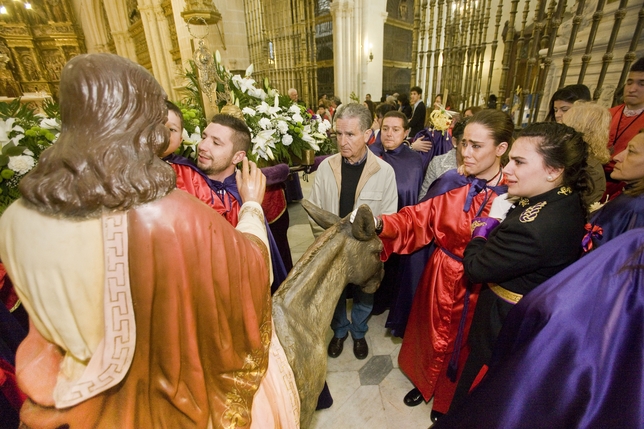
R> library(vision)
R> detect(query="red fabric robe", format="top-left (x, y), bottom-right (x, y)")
top-left (15, 190), bottom-right (271, 428)
top-left (172, 163), bottom-right (241, 226)
top-left (608, 104), bottom-right (644, 159)
top-left (380, 182), bottom-right (503, 413)
top-left (172, 163), bottom-right (287, 226)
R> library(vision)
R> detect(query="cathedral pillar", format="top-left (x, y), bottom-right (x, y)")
top-left (138, 0), bottom-right (177, 99)
top-left (71, 0), bottom-right (110, 53)
top-left (331, 0), bottom-right (387, 103)
top-left (364, 3), bottom-right (388, 102)
top-left (330, 1), bottom-right (345, 101)
top-left (102, 2), bottom-right (138, 61)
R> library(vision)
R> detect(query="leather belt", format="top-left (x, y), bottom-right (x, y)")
top-left (489, 283), bottom-right (523, 304)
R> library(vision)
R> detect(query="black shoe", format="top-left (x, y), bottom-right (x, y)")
top-left (353, 337), bottom-right (368, 359)
top-left (327, 334), bottom-right (348, 358)
top-left (431, 410), bottom-right (444, 423)
top-left (403, 387), bottom-right (424, 407)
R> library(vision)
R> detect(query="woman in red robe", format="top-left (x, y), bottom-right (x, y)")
top-left (375, 109), bottom-right (514, 420)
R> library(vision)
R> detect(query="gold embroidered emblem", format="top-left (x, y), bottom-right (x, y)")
top-left (558, 186), bottom-right (572, 195)
top-left (518, 198), bottom-right (530, 207)
top-left (471, 220), bottom-right (486, 233)
top-left (519, 201), bottom-right (547, 223)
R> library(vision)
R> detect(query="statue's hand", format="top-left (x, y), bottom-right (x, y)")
top-left (237, 157), bottom-right (266, 204)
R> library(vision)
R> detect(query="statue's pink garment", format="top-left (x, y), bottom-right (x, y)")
top-left (3, 191), bottom-right (298, 428)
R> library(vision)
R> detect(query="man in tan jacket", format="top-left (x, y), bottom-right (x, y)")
top-left (309, 103), bottom-right (398, 360)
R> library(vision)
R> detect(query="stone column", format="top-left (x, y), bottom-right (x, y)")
top-left (68, 0), bottom-right (109, 53)
top-left (331, 0), bottom-right (345, 100)
top-left (332, 0), bottom-right (387, 104)
top-left (364, 3), bottom-right (388, 102)
top-left (102, 2), bottom-right (138, 61)
top-left (139, 0), bottom-right (177, 99)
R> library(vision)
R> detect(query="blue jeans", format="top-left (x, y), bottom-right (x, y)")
top-left (331, 284), bottom-right (374, 340)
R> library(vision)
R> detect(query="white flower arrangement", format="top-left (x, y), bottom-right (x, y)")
top-left (0, 99), bottom-right (60, 214)
top-left (243, 97), bottom-right (331, 163)
top-left (208, 51), bottom-right (332, 165)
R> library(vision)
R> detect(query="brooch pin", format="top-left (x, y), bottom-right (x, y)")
top-left (519, 201), bottom-right (547, 223)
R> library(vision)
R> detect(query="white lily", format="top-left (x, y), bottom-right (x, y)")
top-left (301, 132), bottom-right (320, 151)
top-left (255, 101), bottom-right (279, 116)
top-left (182, 126), bottom-right (201, 145)
top-left (0, 118), bottom-right (24, 147)
top-left (292, 113), bottom-right (304, 123)
top-left (231, 74), bottom-right (257, 94)
top-left (245, 63), bottom-right (254, 77)
top-left (242, 107), bottom-right (256, 117)
top-left (252, 129), bottom-right (277, 161)
top-left (288, 104), bottom-right (301, 114)
top-left (256, 101), bottom-right (270, 114)
top-left (39, 117), bottom-right (61, 131)
top-left (248, 86), bottom-right (267, 101)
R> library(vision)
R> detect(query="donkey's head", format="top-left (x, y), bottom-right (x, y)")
top-left (302, 200), bottom-right (384, 294)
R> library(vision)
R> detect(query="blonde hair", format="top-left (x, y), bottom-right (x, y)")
top-left (562, 101), bottom-right (611, 164)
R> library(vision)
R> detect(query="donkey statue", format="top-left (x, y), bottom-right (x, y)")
top-left (272, 200), bottom-right (385, 428)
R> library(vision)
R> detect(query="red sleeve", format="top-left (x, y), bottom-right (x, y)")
top-left (379, 198), bottom-right (437, 260)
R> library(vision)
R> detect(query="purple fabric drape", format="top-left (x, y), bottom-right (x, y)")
top-left (435, 228), bottom-right (644, 429)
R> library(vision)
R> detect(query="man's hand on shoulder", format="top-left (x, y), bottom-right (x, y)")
top-left (236, 157), bottom-right (266, 204)
top-left (411, 138), bottom-right (432, 153)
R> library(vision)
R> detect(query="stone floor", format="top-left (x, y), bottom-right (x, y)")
top-left (286, 172), bottom-right (436, 429)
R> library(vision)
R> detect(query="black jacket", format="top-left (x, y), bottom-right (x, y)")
top-left (464, 186), bottom-right (586, 360)
top-left (409, 101), bottom-right (426, 138)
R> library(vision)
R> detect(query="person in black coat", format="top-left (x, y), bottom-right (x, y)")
top-left (442, 122), bottom-right (591, 422)
top-left (408, 85), bottom-right (426, 138)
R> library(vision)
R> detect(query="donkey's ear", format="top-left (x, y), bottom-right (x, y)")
top-left (352, 204), bottom-right (376, 241)
top-left (302, 199), bottom-right (341, 229)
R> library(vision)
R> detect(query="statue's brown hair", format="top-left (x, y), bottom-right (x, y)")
top-left (19, 53), bottom-right (175, 218)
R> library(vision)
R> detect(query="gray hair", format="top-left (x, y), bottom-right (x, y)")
top-left (334, 103), bottom-right (373, 132)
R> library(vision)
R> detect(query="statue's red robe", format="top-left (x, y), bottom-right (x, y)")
top-left (10, 190), bottom-right (272, 428)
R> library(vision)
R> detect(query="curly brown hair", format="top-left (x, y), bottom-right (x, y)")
top-left (19, 53), bottom-right (175, 218)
